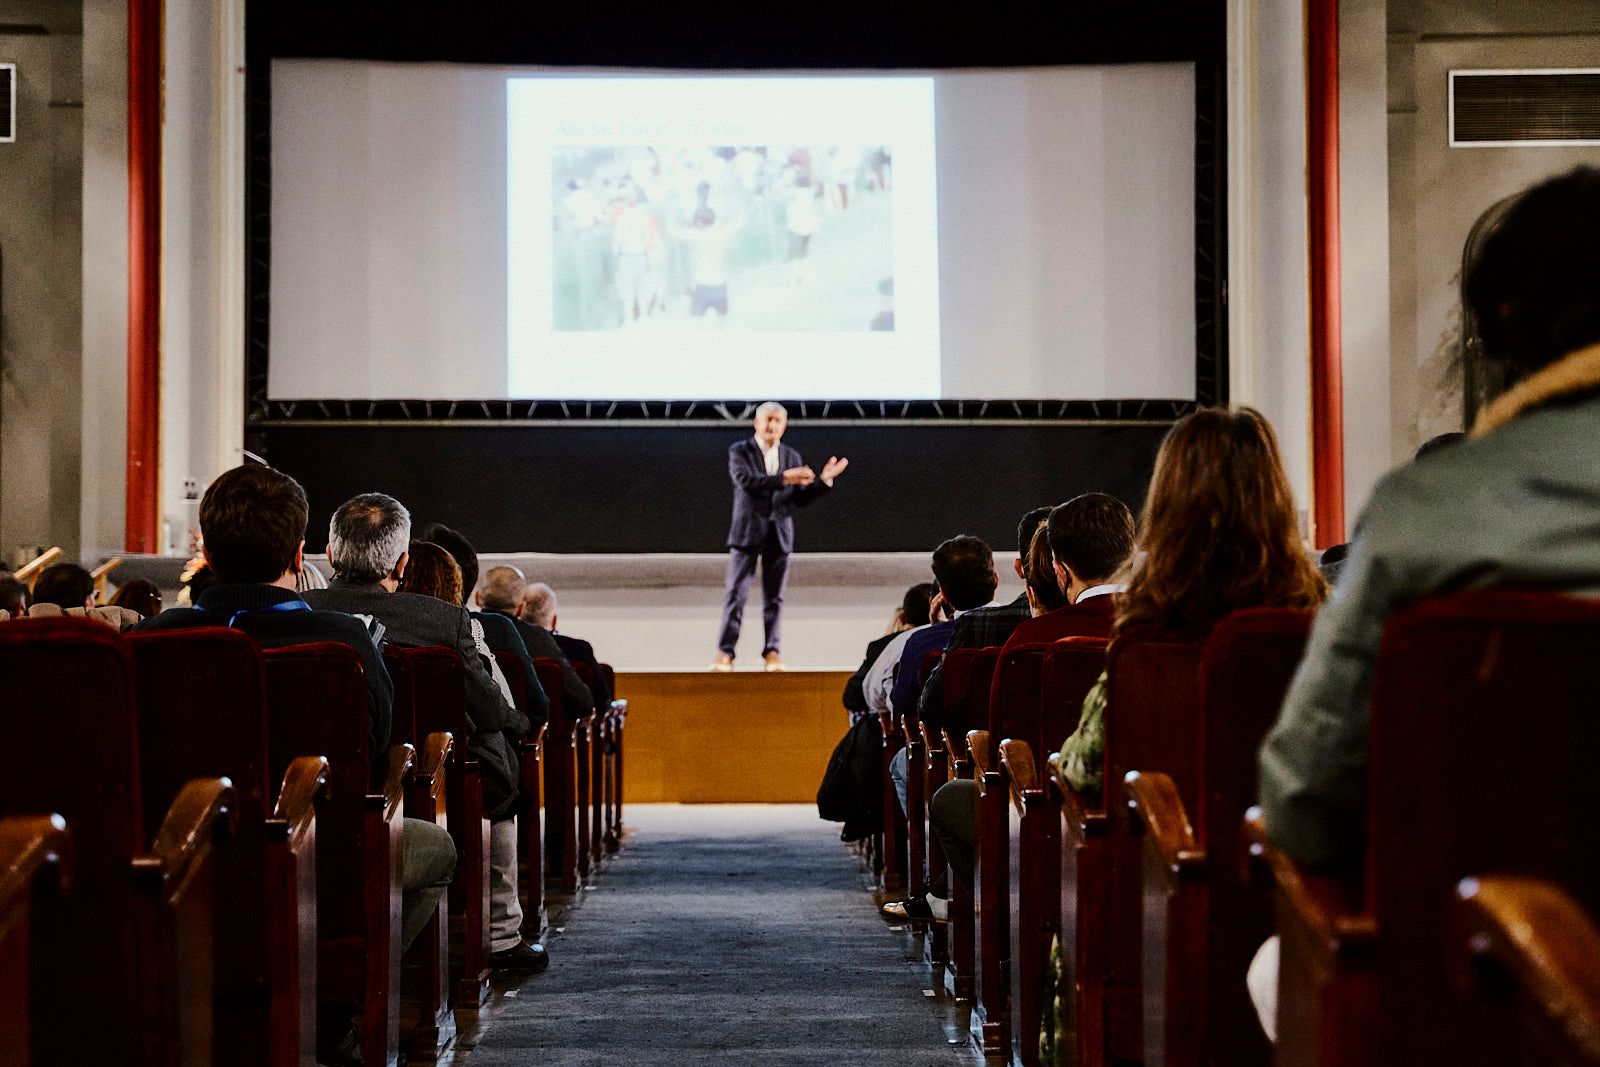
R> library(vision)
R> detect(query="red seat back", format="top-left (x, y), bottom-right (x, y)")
top-left (989, 643), bottom-right (1049, 746)
top-left (384, 646), bottom-right (468, 745)
top-left (1194, 608), bottom-right (1312, 1061)
top-left (493, 649), bottom-right (529, 713)
top-left (127, 628), bottom-right (275, 1000)
top-left (1366, 591), bottom-right (1600, 1064)
top-left (262, 642), bottom-right (374, 943)
top-left (0, 618), bottom-right (145, 1055)
top-left (1037, 637), bottom-right (1109, 770)
top-left (1102, 628), bottom-right (1204, 1006)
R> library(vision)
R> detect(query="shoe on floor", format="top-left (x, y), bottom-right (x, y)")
top-left (489, 939), bottom-right (550, 978)
top-left (880, 892), bottom-right (948, 922)
top-left (709, 653), bottom-right (734, 673)
top-left (763, 651), bottom-right (786, 672)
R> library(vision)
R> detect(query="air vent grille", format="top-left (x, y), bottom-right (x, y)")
top-left (1451, 69), bottom-right (1600, 147)
top-left (1, 64), bottom-right (15, 143)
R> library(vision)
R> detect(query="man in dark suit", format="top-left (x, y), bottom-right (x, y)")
top-left (134, 465), bottom-right (457, 1063)
top-left (518, 580), bottom-right (613, 710)
top-left (305, 493), bottom-right (548, 978)
top-left (476, 566), bottom-right (596, 720)
top-left (1000, 492), bottom-right (1134, 651)
top-left (713, 401), bottom-right (849, 672)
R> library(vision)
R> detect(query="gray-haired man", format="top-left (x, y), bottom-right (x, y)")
top-left (712, 402), bottom-right (849, 671)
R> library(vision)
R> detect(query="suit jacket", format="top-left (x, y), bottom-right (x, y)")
top-left (473, 610), bottom-right (547, 730)
top-left (135, 583), bottom-right (395, 776)
top-left (917, 594), bottom-right (1033, 736)
top-left (554, 631), bottom-right (612, 709)
top-left (726, 438), bottom-right (830, 551)
top-left (998, 592), bottom-right (1117, 653)
top-left (844, 631), bottom-right (899, 714)
top-left (305, 579), bottom-right (519, 817)
top-left (487, 611), bottom-right (596, 719)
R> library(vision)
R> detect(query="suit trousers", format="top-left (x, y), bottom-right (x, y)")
top-left (718, 530), bottom-right (790, 656)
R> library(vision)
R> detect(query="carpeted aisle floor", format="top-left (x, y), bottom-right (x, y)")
top-left (464, 804), bottom-right (979, 1066)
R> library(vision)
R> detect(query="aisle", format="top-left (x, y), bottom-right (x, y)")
top-left (464, 804), bottom-right (980, 1066)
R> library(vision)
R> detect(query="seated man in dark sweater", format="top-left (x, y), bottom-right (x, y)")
top-left (518, 580), bottom-right (613, 709)
top-left (474, 565), bottom-right (595, 721)
top-left (134, 463), bottom-right (456, 1066)
top-left (306, 494), bottom-right (548, 979)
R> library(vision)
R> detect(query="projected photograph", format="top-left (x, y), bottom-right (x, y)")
top-left (550, 145), bottom-right (895, 332)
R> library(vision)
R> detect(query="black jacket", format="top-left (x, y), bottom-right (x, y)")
top-left (474, 610), bottom-right (549, 729)
top-left (726, 438), bottom-right (830, 551)
top-left (554, 631), bottom-right (612, 709)
top-left (843, 631), bottom-right (898, 715)
top-left (487, 611), bottom-right (595, 719)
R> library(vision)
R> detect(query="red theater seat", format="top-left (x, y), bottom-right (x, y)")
top-left (0, 814), bottom-right (72, 1067)
top-left (263, 642), bottom-right (411, 1067)
top-left (127, 628), bottom-right (331, 1067)
top-left (1122, 608), bottom-right (1310, 1067)
top-left (534, 657), bottom-right (580, 896)
top-left (1251, 592), bottom-right (1600, 1067)
top-left (0, 618), bottom-right (235, 1067)
top-left (493, 649), bottom-right (546, 935)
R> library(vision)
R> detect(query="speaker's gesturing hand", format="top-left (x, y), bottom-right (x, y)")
top-left (782, 466), bottom-right (817, 485)
top-left (820, 456), bottom-right (850, 484)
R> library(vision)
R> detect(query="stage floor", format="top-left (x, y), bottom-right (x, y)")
top-left (618, 670), bottom-right (853, 803)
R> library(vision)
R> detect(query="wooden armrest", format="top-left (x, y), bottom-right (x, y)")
top-left (0, 814), bottom-right (73, 906)
top-left (14, 547), bottom-right (63, 584)
top-left (1242, 808), bottom-right (1374, 955)
top-left (414, 732), bottom-right (453, 802)
top-left (968, 730), bottom-right (992, 777)
top-left (377, 744), bottom-right (416, 822)
top-left (1456, 876), bottom-right (1600, 1064)
top-left (999, 739), bottom-right (1042, 816)
top-left (942, 729), bottom-right (969, 762)
top-left (90, 556), bottom-right (123, 582)
top-left (1051, 755), bottom-right (1105, 840)
top-left (269, 756), bottom-right (329, 843)
top-left (520, 722), bottom-right (547, 753)
top-left (1124, 771), bottom-right (1204, 883)
top-left (134, 777), bottom-right (237, 903)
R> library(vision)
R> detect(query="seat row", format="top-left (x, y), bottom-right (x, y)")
top-left (0, 617), bottom-right (627, 1067)
top-left (863, 591), bottom-right (1600, 1067)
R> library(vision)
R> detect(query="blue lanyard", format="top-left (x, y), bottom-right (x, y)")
top-left (198, 598), bottom-right (312, 630)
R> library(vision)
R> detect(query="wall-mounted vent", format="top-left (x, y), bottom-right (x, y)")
top-left (1451, 69), bottom-right (1600, 147)
top-left (0, 64), bottom-right (15, 143)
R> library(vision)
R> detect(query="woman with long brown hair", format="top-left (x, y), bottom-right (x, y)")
top-left (400, 540), bottom-right (463, 604)
top-left (1058, 406), bottom-right (1326, 794)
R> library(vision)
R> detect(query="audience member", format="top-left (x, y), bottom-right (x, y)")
top-left (475, 565), bottom-right (595, 724)
top-left (863, 534), bottom-right (1000, 722)
top-left (999, 492), bottom-right (1134, 651)
top-left (305, 494), bottom-right (547, 978)
top-left (1316, 432), bottom-right (1465, 584)
top-left (1021, 524), bottom-right (1069, 615)
top-left (1261, 166), bottom-right (1600, 872)
top-left (27, 562), bottom-right (141, 630)
top-left (0, 574), bottom-right (27, 619)
top-left (1058, 407), bottom-right (1326, 797)
top-left (520, 581), bottom-right (613, 709)
top-left (108, 578), bottom-right (164, 618)
top-left (423, 526), bottom-right (550, 732)
top-left (403, 540), bottom-right (520, 710)
top-left (843, 582), bottom-right (934, 719)
top-left (915, 508), bottom-right (1052, 741)
top-left (131, 464), bottom-right (455, 1064)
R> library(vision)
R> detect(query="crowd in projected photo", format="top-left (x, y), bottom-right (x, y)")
top-left (550, 145), bottom-right (896, 332)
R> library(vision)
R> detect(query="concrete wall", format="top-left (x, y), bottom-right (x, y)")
top-left (1387, 0), bottom-right (1600, 459)
top-left (0, 2), bottom-right (83, 565)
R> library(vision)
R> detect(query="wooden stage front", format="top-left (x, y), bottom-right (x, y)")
top-left (615, 671), bottom-right (852, 803)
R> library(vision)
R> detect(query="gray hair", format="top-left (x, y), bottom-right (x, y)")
top-left (479, 565), bottom-right (527, 612)
top-left (521, 582), bottom-right (558, 629)
top-left (327, 493), bottom-right (411, 583)
top-left (755, 401), bottom-right (787, 419)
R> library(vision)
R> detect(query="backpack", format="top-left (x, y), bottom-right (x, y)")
top-left (816, 713), bottom-right (883, 841)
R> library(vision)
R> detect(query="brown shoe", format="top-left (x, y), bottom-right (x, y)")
top-left (763, 651), bottom-right (786, 672)
top-left (709, 653), bottom-right (734, 673)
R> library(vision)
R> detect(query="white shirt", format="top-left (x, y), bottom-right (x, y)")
top-left (756, 436), bottom-right (780, 476)
top-left (1074, 583), bottom-right (1125, 603)
top-left (863, 624), bottom-right (924, 718)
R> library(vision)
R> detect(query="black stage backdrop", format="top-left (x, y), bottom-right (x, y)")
top-left (258, 423), bottom-right (1168, 554)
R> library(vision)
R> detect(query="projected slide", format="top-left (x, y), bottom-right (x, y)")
top-left (509, 78), bottom-right (939, 399)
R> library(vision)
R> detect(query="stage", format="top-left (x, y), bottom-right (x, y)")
top-left (616, 670), bottom-right (854, 803)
